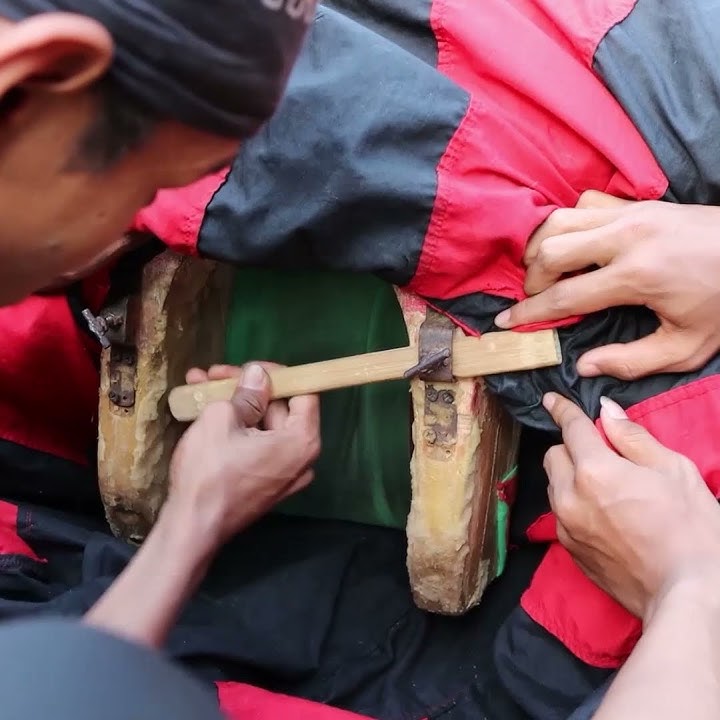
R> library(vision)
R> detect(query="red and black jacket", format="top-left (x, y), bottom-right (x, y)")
top-left (133, 0), bottom-right (720, 714)
top-left (0, 1), bottom-right (718, 719)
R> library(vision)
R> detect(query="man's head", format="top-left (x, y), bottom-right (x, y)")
top-left (0, 0), bottom-right (315, 304)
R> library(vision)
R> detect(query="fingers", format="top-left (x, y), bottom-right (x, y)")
top-left (526, 207), bottom-right (623, 265)
top-left (542, 393), bottom-right (613, 466)
top-left (544, 443), bottom-right (575, 509)
top-left (282, 469), bottom-right (315, 499)
top-left (287, 393), bottom-right (321, 430)
top-left (598, 396), bottom-right (676, 469)
top-left (186, 362), bottom-right (285, 385)
top-left (282, 393), bottom-right (321, 460)
top-left (524, 192), bottom-right (634, 271)
top-left (524, 226), bottom-right (623, 295)
top-left (262, 399), bottom-right (290, 431)
top-left (229, 364), bottom-right (272, 428)
top-left (185, 364), bottom-right (241, 384)
top-left (577, 328), bottom-right (707, 380)
top-left (185, 367), bottom-right (209, 384)
top-left (188, 363), bottom-right (273, 428)
top-left (496, 265), bottom-right (632, 328)
top-left (207, 365), bottom-right (244, 381)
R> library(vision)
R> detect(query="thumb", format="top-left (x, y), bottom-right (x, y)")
top-left (230, 363), bottom-right (271, 428)
top-left (599, 396), bottom-right (673, 469)
top-left (577, 330), bottom-right (687, 381)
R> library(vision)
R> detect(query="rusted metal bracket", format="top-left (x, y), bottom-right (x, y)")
top-left (108, 346), bottom-right (137, 408)
top-left (422, 384), bottom-right (458, 448)
top-left (83, 298), bottom-right (139, 409)
top-left (403, 309), bottom-right (455, 382)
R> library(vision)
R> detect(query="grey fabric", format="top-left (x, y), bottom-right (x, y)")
top-left (0, 618), bottom-right (223, 719)
top-left (0, 0), bottom-right (316, 138)
top-left (198, 5), bottom-right (468, 286)
top-left (322, 0), bottom-right (436, 65)
top-left (594, 0), bottom-right (720, 204)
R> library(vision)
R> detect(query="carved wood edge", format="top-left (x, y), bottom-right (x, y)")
top-left (97, 251), bottom-right (234, 542)
top-left (395, 289), bottom-right (520, 615)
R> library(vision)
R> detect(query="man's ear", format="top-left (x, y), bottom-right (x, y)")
top-left (0, 12), bottom-right (113, 96)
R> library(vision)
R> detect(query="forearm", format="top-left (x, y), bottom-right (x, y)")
top-left (595, 575), bottom-right (720, 720)
top-left (84, 502), bottom-right (219, 648)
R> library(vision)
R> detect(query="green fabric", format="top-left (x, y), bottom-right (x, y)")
top-left (224, 268), bottom-right (412, 529)
top-left (494, 466), bottom-right (518, 578)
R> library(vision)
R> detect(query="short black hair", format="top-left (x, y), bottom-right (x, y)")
top-left (68, 76), bottom-right (159, 173)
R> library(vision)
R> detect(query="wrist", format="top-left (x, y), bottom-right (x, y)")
top-left (647, 565), bottom-right (720, 626)
top-left (151, 497), bottom-right (222, 571)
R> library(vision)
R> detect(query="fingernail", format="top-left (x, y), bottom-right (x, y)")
top-left (241, 363), bottom-right (266, 390)
top-left (600, 396), bottom-right (627, 420)
top-left (542, 393), bottom-right (557, 411)
top-left (495, 310), bottom-right (512, 329)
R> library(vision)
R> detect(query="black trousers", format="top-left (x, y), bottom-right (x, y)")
top-left (0, 618), bottom-right (223, 719)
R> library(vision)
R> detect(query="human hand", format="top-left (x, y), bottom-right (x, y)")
top-left (167, 363), bottom-right (320, 552)
top-left (495, 191), bottom-right (720, 380)
top-left (543, 392), bottom-right (720, 621)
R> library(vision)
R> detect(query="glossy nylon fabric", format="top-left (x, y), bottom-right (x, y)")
top-left (0, 0), bottom-right (316, 137)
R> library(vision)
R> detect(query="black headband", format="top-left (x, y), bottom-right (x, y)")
top-left (0, 0), bottom-right (316, 137)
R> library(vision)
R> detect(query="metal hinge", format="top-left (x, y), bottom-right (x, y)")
top-left (403, 309), bottom-right (455, 382)
top-left (403, 309), bottom-right (458, 448)
top-left (83, 298), bottom-right (138, 409)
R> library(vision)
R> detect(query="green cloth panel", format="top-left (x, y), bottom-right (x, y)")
top-left (494, 466), bottom-right (518, 579)
top-left (224, 268), bottom-right (412, 529)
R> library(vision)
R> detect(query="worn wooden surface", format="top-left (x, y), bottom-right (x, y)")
top-left (97, 251), bottom-right (233, 542)
top-left (96, 261), bottom-right (521, 613)
top-left (396, 289), bottom-right (520, 615)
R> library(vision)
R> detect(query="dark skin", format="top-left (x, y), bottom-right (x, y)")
top-left (0, 12), bottom-right (320, 647)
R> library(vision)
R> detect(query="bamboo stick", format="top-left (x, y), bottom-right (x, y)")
top-left (168, 328), bottom-right (561, 422)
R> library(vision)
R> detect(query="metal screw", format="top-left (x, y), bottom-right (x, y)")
top-left (424, 429), bottom-right (437, 445)
top-left (82, 309), bottom-right (111, 349)
top-left (440, 390), bottom-right (455, 404)
top-left (103, 313), bottom-right (123, 329)
top-left (426, 387), bottom-right (439, 402)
